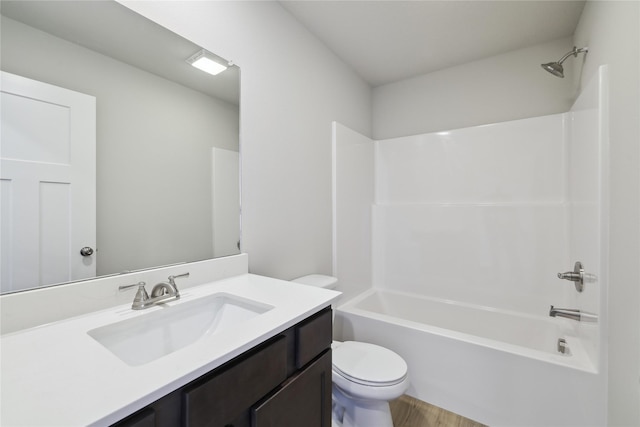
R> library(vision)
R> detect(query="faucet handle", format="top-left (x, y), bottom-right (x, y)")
top-left (168, 272), bottom-right (189, 287)
top-left (118, 281), bottom-right (147, 292)
top-left (119, 282), bottom-right (149, 309)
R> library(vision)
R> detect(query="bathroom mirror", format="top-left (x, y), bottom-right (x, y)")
top-left (0, 0), bottom-right (240, 294)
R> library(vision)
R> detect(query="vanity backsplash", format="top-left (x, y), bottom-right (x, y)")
top-left (0, 254), bottom-right (248, 334)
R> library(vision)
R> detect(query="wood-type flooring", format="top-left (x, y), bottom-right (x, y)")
top-left (390, 395), bottom-right (487, 427)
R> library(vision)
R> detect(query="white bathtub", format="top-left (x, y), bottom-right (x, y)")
top-left (335, 289), bottom-right (605, 426)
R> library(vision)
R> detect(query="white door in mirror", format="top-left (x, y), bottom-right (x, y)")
top-left (0, 72), bottom-right (96, 292)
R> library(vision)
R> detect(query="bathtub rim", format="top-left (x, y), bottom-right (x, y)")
top-left (336, 288), bottom-right (598, 374)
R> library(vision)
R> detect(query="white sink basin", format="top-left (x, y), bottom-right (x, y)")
top-left (88, 293), bottom-right (273, 366)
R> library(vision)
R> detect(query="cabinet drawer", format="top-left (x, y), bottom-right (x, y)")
top-left (183, 336), bottom-right (287, 427)
top-left (295, 307), bottom-right (332, 369)
top-left (252, 350), bottom-right (332, 427)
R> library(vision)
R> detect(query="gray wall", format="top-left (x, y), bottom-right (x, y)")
top-left (1, 16), bottom-right (240, 275)
top-left (372, 37), bottom-right (575, 139)
top-left (122, 0), bottom-right (372, 281)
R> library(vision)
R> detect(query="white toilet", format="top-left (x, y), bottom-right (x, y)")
top-left (292, 275), bottom-right (409, 427)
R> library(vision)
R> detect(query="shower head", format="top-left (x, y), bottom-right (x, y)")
top-left (541, 46), bottom-right (588, 78)
top-left (541, 61), bottom-right (565, 78)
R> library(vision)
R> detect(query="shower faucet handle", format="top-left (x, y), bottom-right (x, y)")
top-left (557, 272), bottom-right (581, 281)
top-left (557, 261), bottom-right (584, 292)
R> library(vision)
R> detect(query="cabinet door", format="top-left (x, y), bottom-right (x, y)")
top-left (252, 351), bottom-right (331, 427)
top-left (183, 336), bottom-right (287, 427)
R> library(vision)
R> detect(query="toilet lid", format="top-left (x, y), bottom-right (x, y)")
top-left (332, 341), bottom-right (408, 386)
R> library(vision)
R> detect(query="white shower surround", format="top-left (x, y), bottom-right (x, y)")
top-left (332, 66), bottom-right (608, 426)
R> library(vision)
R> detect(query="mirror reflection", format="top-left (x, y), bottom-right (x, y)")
top-left (0, 0), bottom-right (240, 294)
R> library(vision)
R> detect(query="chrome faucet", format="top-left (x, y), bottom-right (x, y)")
top-left (119, 273), bottom-right (189, 310)
top-left (549, 305), bottom-right (598, 322)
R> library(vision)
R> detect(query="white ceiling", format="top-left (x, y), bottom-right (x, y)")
top-left (279, 0), bottom-right (586, 87)
top-left (3, 1), bottom-right (585, 96)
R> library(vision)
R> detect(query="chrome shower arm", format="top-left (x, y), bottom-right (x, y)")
top-left (557, 47), bottom-right (589, 65)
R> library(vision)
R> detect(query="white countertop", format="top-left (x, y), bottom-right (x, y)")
top-left (0, 274), bottom-right (339, 426)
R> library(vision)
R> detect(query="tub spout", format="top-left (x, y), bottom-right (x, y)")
top-left (549, 305), bottom-right (598, 322)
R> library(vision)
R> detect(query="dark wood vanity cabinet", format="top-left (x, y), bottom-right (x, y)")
top-left (113, 307), bottom-right (332, 427)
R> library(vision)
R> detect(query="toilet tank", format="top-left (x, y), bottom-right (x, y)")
top-left (291, 274), bottom-right (338, 290)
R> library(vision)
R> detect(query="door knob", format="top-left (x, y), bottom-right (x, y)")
top-left (80, 246), bottom-right (94, 257)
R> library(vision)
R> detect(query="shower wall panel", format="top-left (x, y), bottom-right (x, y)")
top-left (376, 115), bottom-right (566, 204)
top-left (371, 203), bottom-right (567, 315)
top-left (565, 66), bottom-right (609, 370)
top-left (373, 114), bottom-right (569, 315)
top-left (332, 122), bottom-right (375, 304)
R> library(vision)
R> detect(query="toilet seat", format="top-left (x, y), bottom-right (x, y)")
top-left (332, 341), bottom-right (408, 387)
